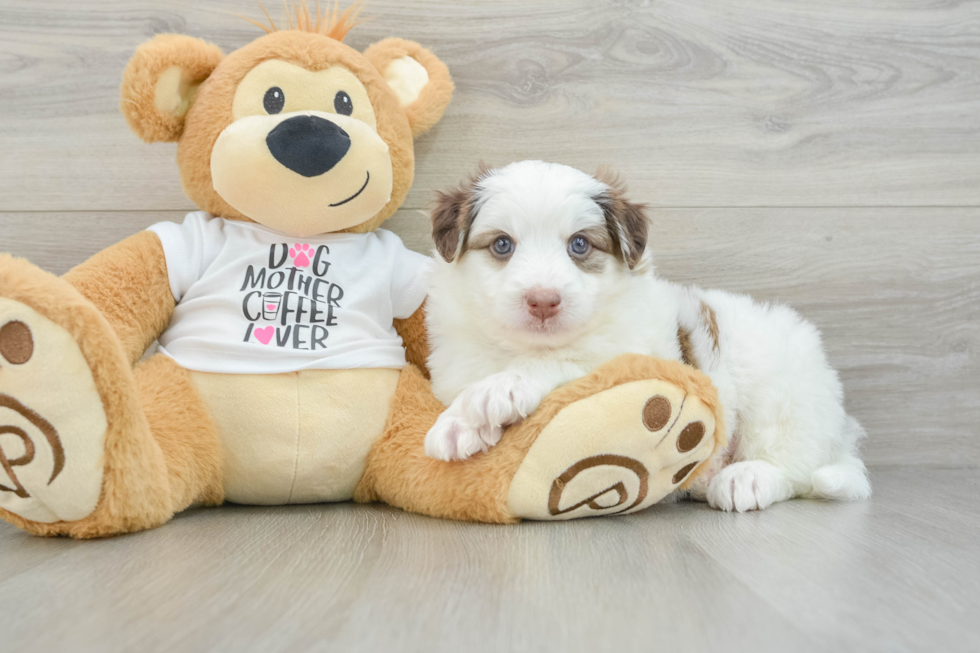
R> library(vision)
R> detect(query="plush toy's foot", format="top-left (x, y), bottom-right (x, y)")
top-left (0, 274), bottom-right (108, 525)
top-left (357, 354), bottom-right (725, 523)
top-left (506, 355), bottom-right (726, 520)
top-left (0, 256), bottom-right (171, 537)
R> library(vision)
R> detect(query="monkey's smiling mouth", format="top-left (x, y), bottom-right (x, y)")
top-left (328, 171), bottom-right (370, 207)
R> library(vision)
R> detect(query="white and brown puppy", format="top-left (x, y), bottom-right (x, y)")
top-left (423, 160), bottom-right (871, 512)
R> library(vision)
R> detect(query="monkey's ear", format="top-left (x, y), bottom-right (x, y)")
top-left (120, 34), bottom-right (223, 143)
top-left (364, 38), bottom-right (454, 138)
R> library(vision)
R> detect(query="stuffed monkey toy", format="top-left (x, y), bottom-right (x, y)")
top-left (0, 6), bottom-right (725, 538)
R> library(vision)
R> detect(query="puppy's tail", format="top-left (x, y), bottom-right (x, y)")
top-left (810, 416), bottom-right (872, 501)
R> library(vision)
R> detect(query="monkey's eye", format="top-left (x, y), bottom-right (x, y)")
top-left (568, 236), bottom-right (591, 257)
top-left (492, 235), bottom-right (515, 257)
top-left (334, 90), bottom-right (353, 116)
top-left (263, 87), bottom-right (285, 114)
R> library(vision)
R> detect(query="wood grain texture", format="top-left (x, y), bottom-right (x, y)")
top-left (0, 0), bottom-right (979, 211)
top-left (0, 3), bottom-right (977, 651)
top-left (2, 207), bottom-right (976, 467)
top-left (0, 467), bottom-right (977, 653)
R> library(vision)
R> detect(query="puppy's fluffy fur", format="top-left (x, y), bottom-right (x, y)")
top-left (424, 161), bottom-right (871, 512)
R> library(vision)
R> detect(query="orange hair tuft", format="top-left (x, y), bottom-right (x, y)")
top-left (241, 1), bottom-right (365, 40)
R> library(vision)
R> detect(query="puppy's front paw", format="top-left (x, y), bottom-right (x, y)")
top-left (424, 404), bottom-right (501, 462)
top-left (425, 373), bottom-right (543, 462)
top-left (707, 461), bottom-right (793, 512)
top-left (460, 372), bottom-right (542, 431)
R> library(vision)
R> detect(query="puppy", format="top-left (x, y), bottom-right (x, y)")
top-left (423, 161), bottom-right (871, 512)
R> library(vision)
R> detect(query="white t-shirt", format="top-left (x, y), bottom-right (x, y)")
top-left (147, 212), bottom-right (432, 374)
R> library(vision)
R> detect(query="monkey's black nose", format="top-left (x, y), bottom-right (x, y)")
top-left (266, 115), bottom-right (351, 177)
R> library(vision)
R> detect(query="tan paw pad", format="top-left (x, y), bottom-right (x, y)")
top-left (508, 378), bottom-right (716, 521)
top-left (0, 298), bottom-right (107, 524)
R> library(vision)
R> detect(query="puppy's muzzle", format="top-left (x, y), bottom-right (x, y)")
top-left (266, 115), bottom-right (351, 178)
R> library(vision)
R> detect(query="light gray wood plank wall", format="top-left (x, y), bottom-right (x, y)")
top-left (2, 0), bottom-right (979, 211)
top-left (0, 0), bottom-right (978, 468)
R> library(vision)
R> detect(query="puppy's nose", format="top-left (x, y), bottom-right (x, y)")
top-left (266, 115), bottom-right (351, 178)
top-left (525, 289), bottom-right (562, 320)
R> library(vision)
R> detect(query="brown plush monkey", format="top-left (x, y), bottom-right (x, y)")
top-left (0, 5), bottom-right (725, 538)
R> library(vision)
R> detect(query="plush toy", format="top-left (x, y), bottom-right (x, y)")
top-left (0, 5), bottom-right (726, 538)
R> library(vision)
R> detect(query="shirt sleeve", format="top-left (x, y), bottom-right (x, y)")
top-left (146, 212), bottom-right (225, 302)
top-left (383, 231), bottom-right (434, 320)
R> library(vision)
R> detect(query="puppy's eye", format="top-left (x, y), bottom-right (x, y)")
top-left (492, 236), bottom-right (515, 257)
top-left (568, 236), bottom-right (590, 257)
top-left (334, 90), bottom-right (353, 116)
top-left (264, 87), bottom-right (285, 114)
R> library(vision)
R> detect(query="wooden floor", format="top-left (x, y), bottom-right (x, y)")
top-left (0, 468), bottom-right (977, 652)
top-left (0, 1), bottom-right (978, 651)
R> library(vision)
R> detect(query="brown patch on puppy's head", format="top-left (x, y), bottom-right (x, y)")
top-left (593, 168), bottom-right (650, 269)
top-left (430, 164), bottom-right (491, 262)
top-left (567, 225), bottom-right (614, 274)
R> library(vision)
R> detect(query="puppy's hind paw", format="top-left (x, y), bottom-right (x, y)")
top-left (707, 460), bottom-right (793, 512)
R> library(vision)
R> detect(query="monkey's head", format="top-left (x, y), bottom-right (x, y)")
top-left (120, 4), bottom-right (452, 236)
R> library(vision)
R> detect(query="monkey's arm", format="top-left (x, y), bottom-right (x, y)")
top-left (62, 231), bottom-right (176, 365)
top-left (394, 301), bottom-right (430, 378)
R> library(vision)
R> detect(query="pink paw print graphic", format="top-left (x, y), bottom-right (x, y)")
top-left (289, 243), bottom-right (313, 267)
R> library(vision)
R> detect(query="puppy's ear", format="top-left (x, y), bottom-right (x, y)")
top-left (431, 187), bottom-right (470, 262)
top-left (120, 34), bottom-right (223, 143)
top-left (431, 166), bottom-right (490, 262)
top-left (593, 169), bottom-right (649, 269)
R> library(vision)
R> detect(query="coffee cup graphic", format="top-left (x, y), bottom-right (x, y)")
top-left (262, 292), bottom-right (282, 320)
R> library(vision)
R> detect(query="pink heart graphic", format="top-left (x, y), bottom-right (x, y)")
top-left (254, 326), bottom-right (274, 345)
top-left (266, 304), bottom-right (276, 311)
